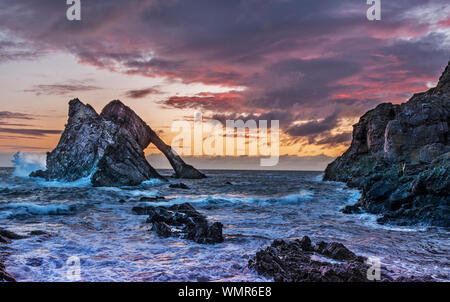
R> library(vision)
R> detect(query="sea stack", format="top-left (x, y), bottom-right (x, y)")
top-left (30, 99), bottom-right (205, 186)
top-left (324, 61), bottom-right (450, 227)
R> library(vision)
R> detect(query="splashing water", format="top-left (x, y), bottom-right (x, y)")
top-left (12, 152), bottom-right (46, 177)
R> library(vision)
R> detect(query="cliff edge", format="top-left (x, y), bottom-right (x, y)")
top-left (324, 61), bottom-right (450, 227)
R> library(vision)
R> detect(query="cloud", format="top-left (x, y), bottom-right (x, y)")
top-left (0, 111), bottom-right (34, 120)
top-left (315, 132), bottom-right (352, 146)
top-left (125, 86), bottom-right (163, 99)
top-left (287, 112), bottom-right (340, 138)
top-left (24, 81), bottom-right (101, 96)
top-left (0, 127), bottom-right (61, 137)
top-left (1, 0), bottom-right (449, 152)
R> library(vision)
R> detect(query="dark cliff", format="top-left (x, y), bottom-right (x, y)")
top-left (324, 61), bottom-right (450, 227)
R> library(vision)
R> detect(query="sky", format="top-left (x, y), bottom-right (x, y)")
top-left (0, 0), bottom-right (449, 169)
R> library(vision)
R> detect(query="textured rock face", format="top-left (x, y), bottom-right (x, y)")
top-left (101, 101), bottom-right (206, 179)
top-left (31, 99), bottom-right (165, 186)
top-left (249, 237), bottom-right (433, 282)
top-left (31, 99), bottom-right (205, 186)
top-left (132, 202), bottom-right (224, 244)
top-left (324, 61), bottom-right (450, 227)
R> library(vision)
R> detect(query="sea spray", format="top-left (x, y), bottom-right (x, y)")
top-left (12, 152), bottom-right (46, 177)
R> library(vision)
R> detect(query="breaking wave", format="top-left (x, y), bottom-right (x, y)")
top-left (0, 202), bottom-right (75, 218)
top-left (12, 152), bottom-right (46, 177)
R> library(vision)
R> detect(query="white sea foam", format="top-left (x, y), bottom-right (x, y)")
top-left (141, 190), bottom-right (315, 207)
top-left (0, 203), bottom-right (75, 218)
top-left (12, 152), bottom-right (46, 177)
top-left (36, 177), bottom-right (93, 188)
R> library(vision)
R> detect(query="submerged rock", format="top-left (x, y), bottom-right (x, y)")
top-left (249, 237), bottom-right (432, 282)
top-left (324, 61), bottom-right (450, 227)
top-left (133, 202), bottom-right (224, 244)
top-left (31, 99), bottom-right (205, 186)
top-left (169, 183), bottom-right (190, 189)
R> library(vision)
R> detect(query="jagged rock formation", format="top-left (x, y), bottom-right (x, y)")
top-left (324, 61), bottom-right (450, 227)
top-left (132, 203), bottom-right (224, 244)
top-left (31, 99), bottom-right (205, 186)
top-left (249, 237), bottom-right (433, 282)
top-left (101, 101), bottom-right (206, 179)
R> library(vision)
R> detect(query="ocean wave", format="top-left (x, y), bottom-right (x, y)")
top-left (12, 152), bottom-right (46, 177)
top-left (0, 202), bottom-right (75, 218)
top-left (355, 213), bottom-right (428, 232)
top-left (140, 190), bottom-right (314, 207)
top-left (36, 177), bottom-right (93, 188)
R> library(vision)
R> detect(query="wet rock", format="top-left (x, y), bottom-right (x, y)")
top-left (101, 100), bottom-right (206, 179)
top-left (324, 61), bottom-right (450, 227)
top-left (0, 229), bottom-right (26, 240)
top-left (29, 230), bottom-right (50, 236)
top-left (26, 257), bottom-right (43, 267)
top-left (139, 196), bottom-right (165, 202)
top-left (169, 183), bottom-right (190, 189)
top-left (30, 99), bottom-right (204, 186)
top-left (136, 202), bottom-right (224, 244)
top-left (0, 229), bottom-right (21, 282)
top-left (341, 204), bottom-right (362, 214)
top-left (249, 237), bottom-right (433, 282)
top-left (0, 235), bottom-right (11, 244)
top-left (0, 262), bottom-right (16, 282)
top-left (314, 241), bottom-right (359, 261)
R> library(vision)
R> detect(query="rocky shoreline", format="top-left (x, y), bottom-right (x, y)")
top-left (324, 61), bottom-right (450, 227)
top-left (249, 237), bottom-right (434, 282)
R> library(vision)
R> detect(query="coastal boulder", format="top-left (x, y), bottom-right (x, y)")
top-left (249, 237), bottom-right (433, 282)
top-left (133, 202), bottom-right (224, 244)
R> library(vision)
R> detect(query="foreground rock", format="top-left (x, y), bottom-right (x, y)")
top-left (31, 99), bottom-right (205, 186)
top-left (0, 228), bottom-right (24, 282)
top-left (324, 61), bottom-right (450, 227)
top-left (133, 203), bottom-right (223, 244)
top-left (249, 237), bottom-right (433, 282)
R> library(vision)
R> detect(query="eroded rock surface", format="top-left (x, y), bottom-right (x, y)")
top-left (30, 99), bottom-right (205, 186)
top-left (324, 61), bottom-right (450, 227)
top-left (133, 203), bottom-right (223, 244)
top-left (101, 100), bottom-right (206, 179)
top-left (249, 237), bottom-right (433, 282)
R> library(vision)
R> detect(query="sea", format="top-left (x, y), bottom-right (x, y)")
top-left (0, 155), bottom-right (449, 281)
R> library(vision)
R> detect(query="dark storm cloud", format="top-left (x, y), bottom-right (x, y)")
top-left (0, 0), bottom-right (449, 147)
top-left (24, 82), bottom-right (101, 96)
top-left (0, 128), bottom-right (62, 137)
top-left (315, 132), bottom-right (352, 146)
top-left (0, 111), bottom-right (34, 120)
top-left (125, 86), bottom-right (163, 99)
top-left (286, 112), bottom-right (340, 137)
